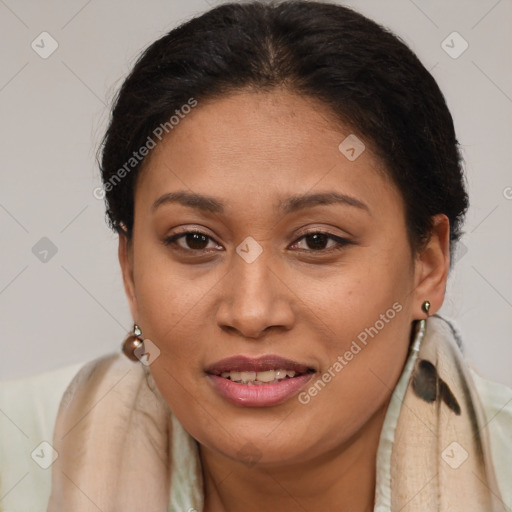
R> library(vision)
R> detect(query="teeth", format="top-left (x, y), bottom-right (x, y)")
top-left (240, 371), bottom-right (256, 382)
top-left (220, 369), bottom-right (298, 383)
top-left (256, 370), bottom-right (277, 382)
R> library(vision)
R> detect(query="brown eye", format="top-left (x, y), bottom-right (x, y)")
top-left (181, 232), bottom-right (210, 250)
top-left (292, 231), bottom-right (352, 253)
top-left (163, 230), bottom-right (221, 252)
top-left (302, 233), bottom-right (331, 250)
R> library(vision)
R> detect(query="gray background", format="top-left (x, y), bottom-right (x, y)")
top-left (1, 0), bottom-right (511, 386)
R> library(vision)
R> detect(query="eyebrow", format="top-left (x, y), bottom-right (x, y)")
top-left (152, 190), bottom-right (370, 215)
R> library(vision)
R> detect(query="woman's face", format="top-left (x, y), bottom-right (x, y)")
top-left (120, 90), bottom-right (447, 467)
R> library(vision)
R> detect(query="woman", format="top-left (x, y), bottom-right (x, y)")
top-left (39, 1), bottom-right (511, 511)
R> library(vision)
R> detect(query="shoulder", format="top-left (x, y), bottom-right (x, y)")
top-left (470, 369), bottom-right (512, 510)
top-left (0, 358), bottom-right (91, 447)
top-left (471, 369), bottom-right (512, 440)
top-left (46, 354), bottom-right (173, 511)
top-left (0, 353), bottom-right (145, 511)
top-left (57, 352), bottom-right (145, 413)
top-left (0, 357), bottom-right (104, 510)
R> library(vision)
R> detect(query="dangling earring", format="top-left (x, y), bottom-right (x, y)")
top-left (412, 300), bottom-right (431, 352)
top-left (122, 324), bottom-right (144, 362)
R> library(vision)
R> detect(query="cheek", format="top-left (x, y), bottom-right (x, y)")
top-left (130, 249), bottom-right (214, 411)
top-left (132, 238), bottom-right (208, 335)
top-left (307, 244), bottom-right (413, 347)
top-left (133, 260), bottom-right (213, 432)
top-left (296, 298), bottom-right (412, 445)
top-left (294, 245), bottom-right (413, 427)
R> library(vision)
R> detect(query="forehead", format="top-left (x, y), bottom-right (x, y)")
top-left (135, 90), bottom-right (400, 218)
top-left (153, 90), bottom-right (358, 162)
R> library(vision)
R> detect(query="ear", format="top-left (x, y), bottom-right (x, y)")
top-left (118, 233), bottom-right (138, 321)
top-left (412, 213), bottom-right (451, 320)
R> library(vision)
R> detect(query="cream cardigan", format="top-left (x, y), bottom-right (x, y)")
top-left (1, 316), bottom-right (511, 511)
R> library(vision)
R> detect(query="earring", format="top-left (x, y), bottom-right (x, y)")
top-left (411, 300), bottom-right (431, 353)
top-left (122, 324), bottom-right (144, 362)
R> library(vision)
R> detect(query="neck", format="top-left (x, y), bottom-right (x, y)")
top-left (200, 400), bottom-right (389, 512)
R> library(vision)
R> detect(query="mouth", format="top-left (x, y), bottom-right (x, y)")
top-left (217, 368), bottom-right (310, 385)
top-left (205, 355), bottom-right (316, 407)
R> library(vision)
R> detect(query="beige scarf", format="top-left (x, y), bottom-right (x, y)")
top-left (46, 315), bottom-right (506, 511)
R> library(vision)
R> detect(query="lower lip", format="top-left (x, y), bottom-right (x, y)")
top-left (207, 373), bottom-right (315, 407)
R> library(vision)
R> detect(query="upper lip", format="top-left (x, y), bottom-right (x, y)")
top-left (205, 355), bottom-right (315, 375)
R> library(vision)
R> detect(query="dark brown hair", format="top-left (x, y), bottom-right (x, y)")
top-left (99, 0), bottom-right (468, 256)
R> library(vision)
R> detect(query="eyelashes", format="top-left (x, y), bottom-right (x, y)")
top-left (163, 230), bottom-right (221, 253)
top-left (291, 231), bottom-right (353, 253)
top-left (162, 229), bottom-right (353, 255)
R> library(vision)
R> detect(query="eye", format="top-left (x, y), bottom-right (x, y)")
top-left (163, 229), bottom-right (352, 255)
top-left (290, 231), bottom-right (352, 253)
top-left (163, 230), bottom-right (222, 253)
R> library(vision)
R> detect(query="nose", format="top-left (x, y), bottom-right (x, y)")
top-left (215, 250), bottom-right (295, 340)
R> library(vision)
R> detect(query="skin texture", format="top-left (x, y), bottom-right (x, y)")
top-left (118, 90), bottom-right (450, 511)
